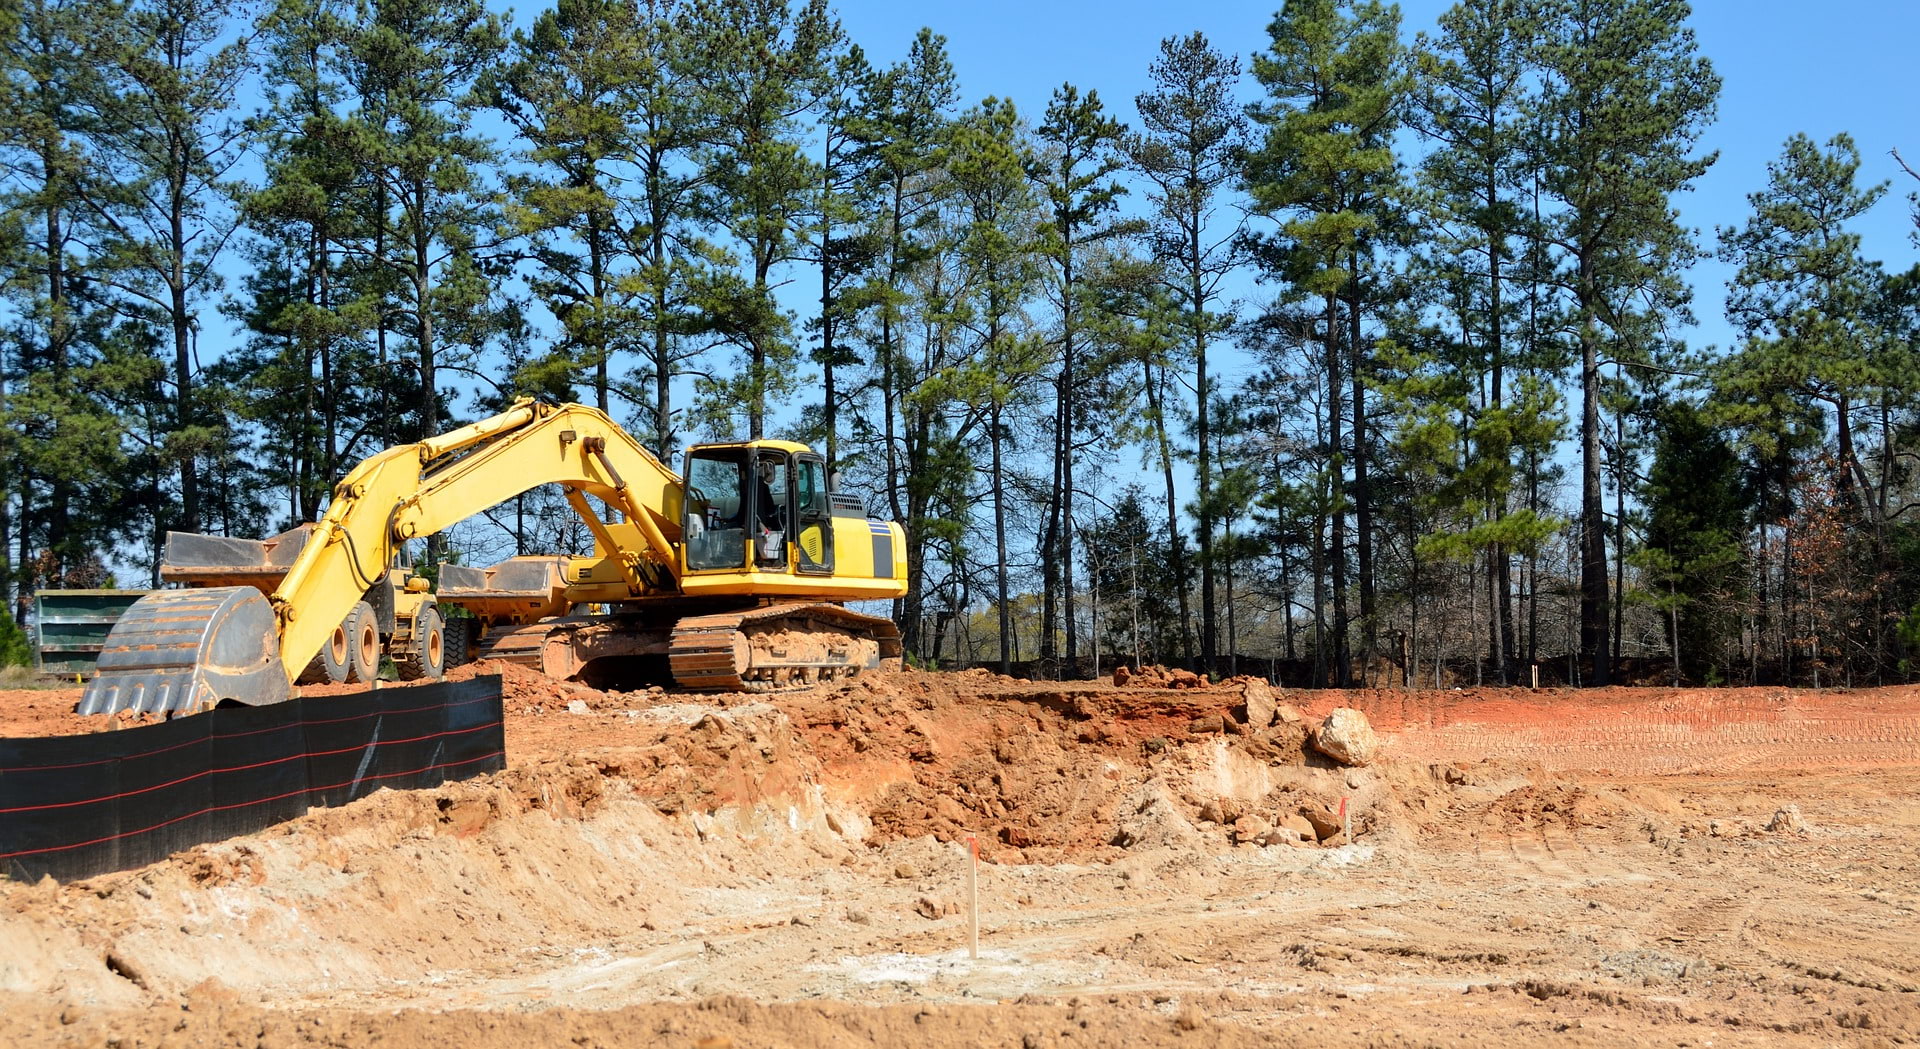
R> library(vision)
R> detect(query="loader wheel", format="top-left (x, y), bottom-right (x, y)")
top-left (304, 617), bottom-right (357, 685)
top-left (345, 600), bottom-right (381, 684)
top-left (442, 615), bottom-right (473, 669)
top-left (396, 604), bottom-right (446, 681)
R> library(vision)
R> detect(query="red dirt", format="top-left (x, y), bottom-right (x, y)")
top-left (5, 665), bottom-right (1920, 1047)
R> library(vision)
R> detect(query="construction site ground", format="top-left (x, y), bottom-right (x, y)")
top-left (3, 664), bottom-right (1918, 1047)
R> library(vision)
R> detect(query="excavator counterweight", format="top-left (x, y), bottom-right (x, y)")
top-left (78, 400), bottom-right (909, 716)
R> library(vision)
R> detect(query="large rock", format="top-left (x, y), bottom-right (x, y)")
top-left (1272, 813), bottom-right (1318, 844)
top-left (1167, 668), bottom-right (1205, 690)
top-left (1766, 804), bottom-right (1806, 834)
top-left (1240, 678), bottom-right (1278, 729)
top-left (1297, 803), bottom-right (1342, 841)
top-left (1229, 814), bottom-right (1271, 845)
top-left (1313, 707), bottom-right (1379, 767)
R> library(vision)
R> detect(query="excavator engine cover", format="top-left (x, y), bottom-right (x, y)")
top-left (77, 587), bottom-right (293, 716)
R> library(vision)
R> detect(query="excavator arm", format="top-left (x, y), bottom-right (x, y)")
top-left (79, 401), bottom-right (689, 715)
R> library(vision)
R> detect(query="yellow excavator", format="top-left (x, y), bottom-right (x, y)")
top-left (78, 400), bottom-right (907, 716)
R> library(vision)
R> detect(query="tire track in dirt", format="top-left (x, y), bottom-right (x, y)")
top-left (1344, 689), bottom-right (1920, 775)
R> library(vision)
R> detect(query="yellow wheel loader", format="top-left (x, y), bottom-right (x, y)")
top-left (78, 400), bottom-right (908, 716)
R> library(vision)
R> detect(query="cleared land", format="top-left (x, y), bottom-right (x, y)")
top-left (3, 664), bottom-right (1917, 1047)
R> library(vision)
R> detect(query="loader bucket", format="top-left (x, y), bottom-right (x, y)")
top-left (76, 586), bottom-right (292, 716)
top-left (159, 525), bottom-right (316, 591)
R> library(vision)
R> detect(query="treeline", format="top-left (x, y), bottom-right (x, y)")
top-left (2, 0), bottom-right (1917, 686)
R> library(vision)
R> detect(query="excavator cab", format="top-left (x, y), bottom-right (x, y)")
top-left (681, 444), bottom-right (835, 576)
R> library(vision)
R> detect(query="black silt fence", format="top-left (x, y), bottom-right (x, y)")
top-left (0, 676), bottom-right (505, 883)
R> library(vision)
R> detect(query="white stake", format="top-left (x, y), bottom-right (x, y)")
top-left (966, 835), bottom-right (979, 959)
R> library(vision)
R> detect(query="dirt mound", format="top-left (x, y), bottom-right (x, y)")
top-left (0, 690), bottom-right (860, 1007)
top-left (771, 668), bottom-right (1374, 862)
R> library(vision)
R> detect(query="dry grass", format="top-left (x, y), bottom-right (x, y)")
top-left (0, 664), bottom-right (77, 690)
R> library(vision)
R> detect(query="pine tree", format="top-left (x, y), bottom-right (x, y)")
top-left (342, 0), bottom-right (509, 448)
top-left (1716, 132), bottom-right (1896, 678)
top-left (1637, 400), bottom-right (1746, 683)
top-left (1244, 0), bottom-right (1405, 686)
top-left (803, 41), bottom-right (877, 472)
top-left (1082, 247), bottom-right (1195, 659)
top-left (945, 96), bottom-right (1043, 674)
top-left (1717, 133), bottom-right (1888, 513)
top-left (1528, 0), bottom-right (1720, 686)
top-left (682, 0), bottom-right (837, 440)
top-left (1084, 486), bottom-right (1189, 666)
top-left (1408, 0), bottom-right (1541, 681)
top-left (1030, 82), bottom-right (1128, 676)
top-left (1125, 31), bottom-right (1245, 672)
top-left (237, 0), bottom-right (380, 522)
top-left (0, 0), bottom-right (123, 607)
top-left (1238, 313), bottom-right (1339, 682)
top-left (74, 0), bottom-right (251, 542)
top-left (490, 0), bottom-right (653, 415)
top-left (622, 0), bottom-right (715, 456)
top-left (850, 28), bottom-right (958, 657)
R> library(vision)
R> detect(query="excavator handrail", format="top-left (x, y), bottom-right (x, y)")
top-left (270, 399), bottom-right (688, 685)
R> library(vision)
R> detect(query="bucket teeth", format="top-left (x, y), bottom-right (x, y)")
top-left (76, 586), bottom-right (292, 716)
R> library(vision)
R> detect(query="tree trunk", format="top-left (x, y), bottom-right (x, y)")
top-left (1143, 354), bottom-right (1193, 662)
top-left (1346, 253), bottom-right (1373, 683)
top-left (1196, 251), bottom-right (1215, 676)
top-left (44, 184), bottom-right (74, 579)
top-left (992, 403), bottom-right (1011, 675)
top-left (883, 175), bottom-right (907, 641)
top-left (1039, 461), bottom-right (1060, 670)
top-left (590, 210), bottom-right (609, 414)
top-left (1324, 290), bottom-right (1349, 687)
top-left (647, 143), bottom-right (674, 459)
top-left (1224, 519), bottom-right (1237, 676)
top-left (818, 164), bottom-right (837, 472)
top-left (1487, 194), bottom-right (1512, 682)
top-left (1577, 269), bottom-right (1611, 686)
top-left (901, 408), bottom-right (931, 660)
top-left (171, 203), bottom-right (198, 533)
top-left (316, 214), bottom-right (337, 521)
top-left (1060, 249), bottom-right (1078, 676)
top-left (748, 252), bottom-right (770, 441)
top-left (1612, 382), bottom-right (1627, 669)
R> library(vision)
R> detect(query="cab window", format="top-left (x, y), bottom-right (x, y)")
top-left (797, 459), bottom-right (827, 516)
top-left (684, 451), bottom-right (748, 570)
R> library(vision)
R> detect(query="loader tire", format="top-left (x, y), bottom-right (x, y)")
top-left (301, 615), bottom-right (357, 685)
top-left (441, 614), bottom-right (473, 669)
top-left (396, 604), bottom-right (446, 681)
top-left (344, 600), bottom-right (381, 684)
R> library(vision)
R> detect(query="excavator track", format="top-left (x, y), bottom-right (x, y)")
top-left (669, 602), bottom-right (902, 693)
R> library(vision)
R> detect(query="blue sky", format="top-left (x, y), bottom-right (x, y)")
top-left (823, 0), bottom-right (1919, 391)
top-left (200, 0), bottom-right (1920, 480)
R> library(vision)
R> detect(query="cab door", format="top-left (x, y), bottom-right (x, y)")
top-left (794, 454), bottom-right (834, 575)
top-left (682, 449), bottom-right (750, 572)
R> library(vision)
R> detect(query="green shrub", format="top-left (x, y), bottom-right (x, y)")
top-left (0, 614), bottom-right (32, 669)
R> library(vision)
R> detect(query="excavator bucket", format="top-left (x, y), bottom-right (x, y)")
top-left (76, 586), bottom-right (292, 716)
